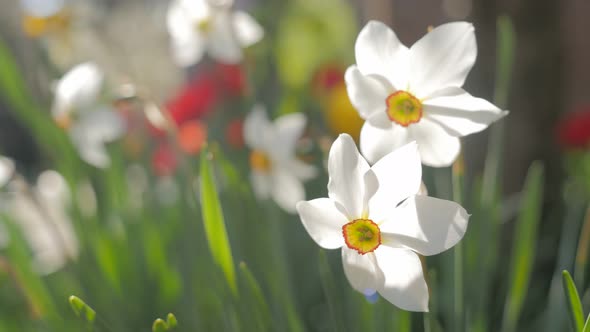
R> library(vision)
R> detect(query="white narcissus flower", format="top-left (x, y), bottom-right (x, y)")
top-left (345, 21), bottom-right (508, 167)
top-left (52, 62), bottom-right (104, 120)
top-left (8, 171), bottom-right (78, 275)
top-left (244, 105), bottom-right (317, 213)
top-left (167, 0), bottom-right (264, 67)
top-left (296, 134), bottom-right (469, 311)
top-left (52, 62), bottom-right (125, 168)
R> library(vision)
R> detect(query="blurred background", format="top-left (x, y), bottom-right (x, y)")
top-left (0, 0), bottom-right (588, 331)
top-left (1, 0), bottom-right (589, 195)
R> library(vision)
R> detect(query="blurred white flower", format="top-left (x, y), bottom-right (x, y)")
top-left (345, 21), bottom-right (507, 167)
top-left (52, 62), bottom-right (103, 119)
top-left (8, 171), bottom-right (78, 275)
top-left (167, 0), bottom-right (264, 67)
top-left (297, 134), bottom-right (469, 311)
top-left (53, 62), bottom-right (125, 168)
top-left (20, 0), bottom-right (64, 18)
top-left (0, 157), bottom-right (15, 188)
top-left (243, 105), bottom-right (316, 213)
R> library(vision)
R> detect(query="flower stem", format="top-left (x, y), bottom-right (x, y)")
top-left (452, 153), bottom-right (465, 332)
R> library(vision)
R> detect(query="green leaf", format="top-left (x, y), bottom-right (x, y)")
top-left (583, 313), bottom-right (590, 332)
top-left (200, 147), bottom-right (237, 295)
top-left (562, 270), bottom-right (585, 331)
top-left (68, 295), bottom-right (96, 324)
top-left (575, 207), bottom-right (590, 285)
top-left (501, 162), bottom-right (544, 332)
top-left (239, 262), bottom-right (271, 331)
top-left (152, 318), bottom-right (168, 332)
top-left (0, 38), bottom-right (80, 181)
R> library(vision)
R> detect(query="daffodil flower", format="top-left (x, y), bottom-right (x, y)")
top-left (345, 21), bottom-right (507, 167)
top-left (244, 105), bottom-right (316, 213)
top-left (52, 62), bottom-right (125, 168)
top-left (167, 0), bottom-right (264, 67)
top-left (296, 134), bottom-right (469, 311)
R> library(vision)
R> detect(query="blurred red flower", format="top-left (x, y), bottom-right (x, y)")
top-left (214, 63), bottom-right (247, 97)
top-left (164, 63), bottom-right (246, 127)
top-left (166, 75), bottom-right (218, 126)
top-left (556, 109), bottom-right (590, 150)
top-left (152, 143), bottom-right (178, 177)
top-left (226, 118), bottom-right (244, 149)
top-left (312, 64), bottom-right (344, 95)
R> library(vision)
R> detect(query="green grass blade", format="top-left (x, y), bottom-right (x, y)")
top-left (562, 270), bottom-right (585, 331)
top-left (238, 262), bottom-right (271, 331)
top-left (494, 15), bottom-right (516, 107)
top-left (199, 147), bottom-right (237, 295)
top-left (583, 313), bottom-right (590, 332)
top-left (318, 249), bottom-right (345, 332)
top-left (0, 38), bottom-right (80, 180)
top-left (575, 207), bottom-right (590, 285)
top-left (501, 162), bottom-right (544, 332)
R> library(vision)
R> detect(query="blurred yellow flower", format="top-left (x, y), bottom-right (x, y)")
top-left (323, 82), bottom-right (364, 143)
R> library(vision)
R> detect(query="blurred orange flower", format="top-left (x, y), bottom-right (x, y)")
top-left (177, 120), bottom-right (207, 155)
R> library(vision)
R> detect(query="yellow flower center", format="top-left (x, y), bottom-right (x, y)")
top-left (249, 150), bottom-right (272, 172)
top-left (55, 114), bottom-right (72, 130)
top-left (342, 219), bottom-right (381, 255)
top-left (22, 11), bottom-right (71, 38)
top-left (385, 91), bottom-right (422, 127)
top-left (195, 18), bottom-right (212, 33)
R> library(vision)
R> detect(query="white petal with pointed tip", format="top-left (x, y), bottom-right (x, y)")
top-left (344, 66), bottom-right (391, 120)
top-left (369, 142), bottom-right (422, 222)
top-left (374, 246), bottom-right (429, 312)
top-left (355, 21), bottom-right (410, 90)
top-left (409, 119), bottom-right (461, 167)
top-left (381, 195), bottom-right (469, 256)
top-left (423, 87), bottom-right (507, 136)
top-left (297, 198), bottom-right (347, 249)
top-left (359, 121), bottom-right (411, 165)
top-left (409, 22), bottom-right (476, 98)
top-left (327, 135), bottom-right (371, 219)
top-left (342, 248), bottom-right (384, 294)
